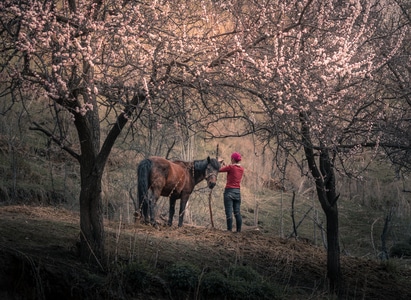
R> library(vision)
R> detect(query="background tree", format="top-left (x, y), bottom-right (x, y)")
top-left (0, 0), bottom-right (158, 263)
top-left (198, 0), bottom-right (409, 293)
top-left (376, 0), bottom-right (411, 176)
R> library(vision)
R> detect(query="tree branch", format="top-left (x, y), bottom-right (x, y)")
top-left (96, 90), bottom-right (147, 171)
top-left (29, 122), bottom-right (80, 161)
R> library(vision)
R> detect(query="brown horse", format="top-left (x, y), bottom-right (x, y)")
top-left (137, 156), bottom-right (221, 227)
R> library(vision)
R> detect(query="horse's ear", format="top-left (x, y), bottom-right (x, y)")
top-left (207, 156), bottom-right (211, 163)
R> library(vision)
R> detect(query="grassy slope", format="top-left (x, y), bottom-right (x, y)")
top-left (1, 205), bottom-right (411, 300)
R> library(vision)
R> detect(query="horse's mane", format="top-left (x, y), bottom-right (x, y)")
top-left (193, 157), bottom-right (220, 172)
top-left (170, 158), bottom-right (220, 179)
top-left (208, 158), bottom-right (220, 170)
top-left (172, 160), bottom-right (191, 167)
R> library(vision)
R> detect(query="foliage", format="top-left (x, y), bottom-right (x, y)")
top-left (105, 259), bottom-right (282, 299)
top-left (201, 265), bottom-right (280, 300)
top-left (123, 261), bottom-right (154, 290)
top-left (165, 261), bottom-right (200, 291)
top-left (227, 264), bottom-right (262, 282)
top-left (390, 241), bottom-right (411, 258)
top-left (201, 270), bottom-right (230, 298)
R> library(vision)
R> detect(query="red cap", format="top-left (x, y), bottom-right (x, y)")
top-left (231, 152), bottom-right (242, 162)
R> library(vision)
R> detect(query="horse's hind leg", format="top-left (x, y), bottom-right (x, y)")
top-left (143, 190), bottom-right (156, 225)
top-left (141, 197), bottom-right (149, 223)
top-left (168, 197), bottom-right (177, 226)
top-left (178, 197), bottom-right (189, 227)
top-left (148, 196), bottom-right (157, 226)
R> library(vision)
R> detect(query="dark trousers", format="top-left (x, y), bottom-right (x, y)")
top-left (223, 188), bottom-right (242, 232)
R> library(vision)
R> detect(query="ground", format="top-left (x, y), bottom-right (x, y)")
top-left (0, 205), bottom-right (410, 299)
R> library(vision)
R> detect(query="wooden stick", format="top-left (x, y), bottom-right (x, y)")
top-left (208, 190), bottom-right (214, 228)
top-left (207, 143), bottom-right (219, 228)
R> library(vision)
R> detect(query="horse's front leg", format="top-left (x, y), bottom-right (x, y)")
top-left (178, 195), bottom-right (189, 227)
top-left (168, 196), bottom-right (177, 226)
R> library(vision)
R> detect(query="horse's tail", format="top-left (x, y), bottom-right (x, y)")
top-left (137, 158), bottom-right (152, 214)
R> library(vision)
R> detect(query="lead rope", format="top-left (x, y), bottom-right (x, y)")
top-left (208, 189), bottom-right (214, 228)
top-left (209, 146), bottom-right (219, 229)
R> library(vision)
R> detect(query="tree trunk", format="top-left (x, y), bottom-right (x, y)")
top-left (324, 202), bottom-right (341, 293)
top-left (74, 92), bottom-right (145, 265)
top-left (300, 112), bottom-right (342, 294)
top-left (79, 163), bottom-right (105, 266)
top-left (306, 160), bottom-right (342, 292)
top-left (74, 107), bottom-right (105, 264)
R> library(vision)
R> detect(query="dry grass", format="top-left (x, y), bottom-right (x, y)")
top-left (1, 205), bottom-right (411, 299)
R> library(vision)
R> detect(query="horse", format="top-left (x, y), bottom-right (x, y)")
top-left (137, 156), bottom-right (221, 227)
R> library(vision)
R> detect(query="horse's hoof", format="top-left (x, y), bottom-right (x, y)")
top-left (150, 221), bottom-right (159, 229)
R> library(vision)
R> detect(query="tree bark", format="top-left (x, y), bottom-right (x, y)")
top-left (324, 201), bottom-right (341, 293)
top-left (73, 107), bottom-right (104, 264)
top-left (300, 112), bottom-right (342, 294)
top-left (79, 165), bottom-right (105, 266)
top-left (74, 92), bottom-right (145, 265)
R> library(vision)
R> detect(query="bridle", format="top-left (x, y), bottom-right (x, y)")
top-left (190, 160), bottom-right (219, 183)
top-left (205, 165), bottom-right (219, 182)
top-left (205, 172), bottom-right (218, 180)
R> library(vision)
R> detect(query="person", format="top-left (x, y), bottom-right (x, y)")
top-left (219, 152), bottom-right (244, 232)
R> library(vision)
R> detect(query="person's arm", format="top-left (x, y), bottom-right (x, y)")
top-left (219, 165), bottom-right (231, 172)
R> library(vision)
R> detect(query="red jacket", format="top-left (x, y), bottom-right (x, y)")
top-left (219, 164), bottom-right (244, 189)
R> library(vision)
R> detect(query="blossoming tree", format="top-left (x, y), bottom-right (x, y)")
top-left (1, 0), bottom-right (409, 294)
top-left (197, 0), bottom-right (409, 293)
top-left (0, 0), bottom-right (232, 264)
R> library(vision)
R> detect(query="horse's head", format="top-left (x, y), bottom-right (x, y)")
top-left (205, 156), bottom-right (220, 189)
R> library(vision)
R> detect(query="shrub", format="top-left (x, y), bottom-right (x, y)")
top-left (200, 265), bottom-right (281, 300)
top-left (122, 262), bottom-right (171, 299)
top-left (227, 265), bottom-right (262, 282)
top-left (390, 242), bottom-right (411, 258)
top-left (227, 265), bottom-right (281, 299)
top-left (165, 261), bottom-right (200, 291)
top-left (123, 262), bottom-right (153, 290)
top-left (201, 271), bottom-right (230, 298)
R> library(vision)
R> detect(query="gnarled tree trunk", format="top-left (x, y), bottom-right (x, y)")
top-left (73, 92), bottom-right (145, 265)
top-left (300, 112), bottom-right (342, 293)
top-left (78, 160), bottom-right (105, 265)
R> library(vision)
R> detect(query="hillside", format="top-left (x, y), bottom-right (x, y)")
top-left (0, 205), bottom-right (410, 300)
